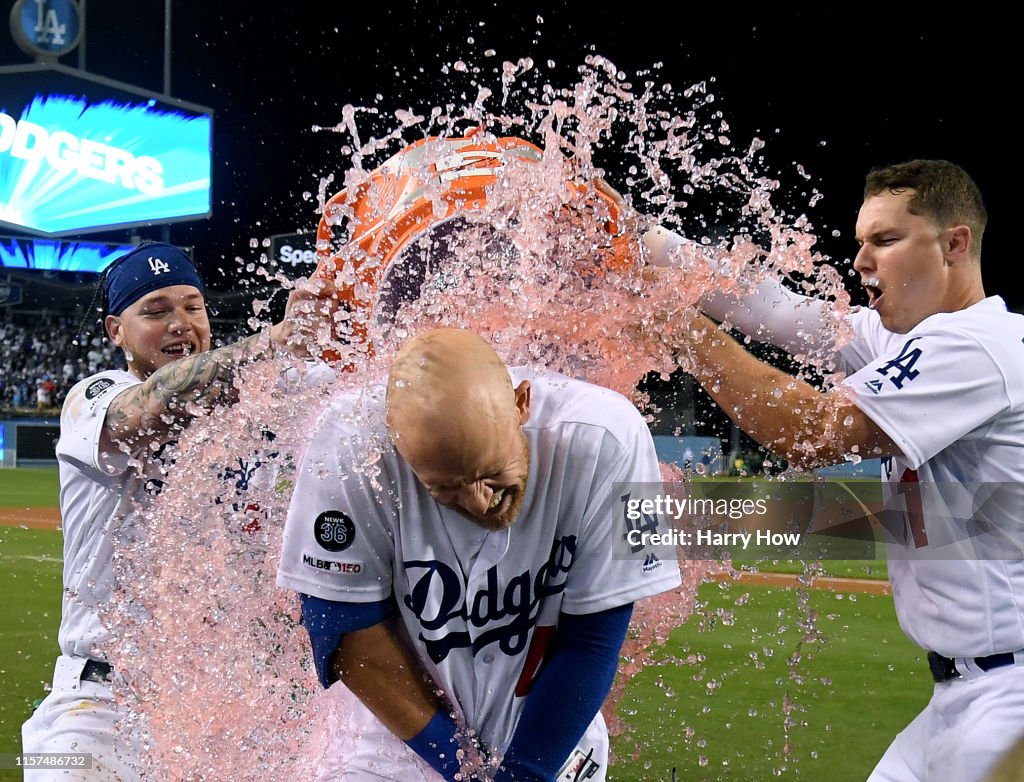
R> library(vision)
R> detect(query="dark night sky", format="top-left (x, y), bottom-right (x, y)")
top-left (2, 2), bottom-right (1016, 310)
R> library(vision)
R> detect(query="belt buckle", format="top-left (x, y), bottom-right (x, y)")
top-left (927, 651), bottom-right (959, 682)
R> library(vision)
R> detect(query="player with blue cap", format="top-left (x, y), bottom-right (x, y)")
top-left (102, 241), bottom-right (207, 317)
top-left (97, 241), bottom-right (212, 380)
top-left (22, 239), bottom-right (337, 781)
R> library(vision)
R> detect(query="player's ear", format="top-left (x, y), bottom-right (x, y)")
top-left (105, 315), bottom-right (124, 346)
top-left (944, 224), bottom-right (972, 264)
top-left (513, 380), bottom-right (531, 425)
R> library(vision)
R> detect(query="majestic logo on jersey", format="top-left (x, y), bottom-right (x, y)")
top-left (863, 379), bottom-right (885, 395)
top-left (642, 552), bottom-right (662, 572)
top-left (874, 337), bottom-right (923, 390)
top-left (84, 377), bottom-right (115, 399)
top-left (314, 510), bottom-right (356, 552)
top-left (403, 535), bottom-right (577, 664)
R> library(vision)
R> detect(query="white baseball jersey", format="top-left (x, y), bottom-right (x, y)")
top-left (704, 277), bottom-right (1024, 657)
top-left (696, 259), bottom-right (1024, 781)
top-left (277, 366), bottom-right (683, 756)
top-left (51, 360), bottom-right (331, 661)
top-left (27, 357), bottom-right (334, 781)
top-left (53, 369), bottom-right (155, 660)
top-left (836, 296), bottom-right (1024, 657)
top-left (21, 370), bottom-right (154, 781)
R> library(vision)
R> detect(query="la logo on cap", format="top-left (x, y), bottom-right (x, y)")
top-left (148, 256), bottom-right (171, 275)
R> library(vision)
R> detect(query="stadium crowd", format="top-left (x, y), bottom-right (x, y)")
top-left (0, 311), bottom-right (115, 415)
top-left (0, 310), bottom-right (249, 416)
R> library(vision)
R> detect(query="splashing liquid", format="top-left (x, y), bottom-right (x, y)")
top-left (103, 53), bottom-right (853, 780)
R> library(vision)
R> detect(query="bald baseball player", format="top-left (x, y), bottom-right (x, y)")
top-left (22, 240), bottom-right (336, 781)
top-left (648, 159), bottom-right (1024, 781)
top-left (276, 327), bottom-right (682, 781)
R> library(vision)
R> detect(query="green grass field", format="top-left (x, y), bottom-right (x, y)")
top-left (608, 581), bottom-right (927, 780)
top-left (0, 467), bottom-right (59, 512)
top-left (0, 468), bottom-right (929, 781)
top-left (0, 526), bottom-right (62, 780)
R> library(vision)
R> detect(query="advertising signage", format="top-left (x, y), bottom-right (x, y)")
top-left (0, 62), bottom-right (213, 237)
top-left (270, 231), bottom-right (318, 272)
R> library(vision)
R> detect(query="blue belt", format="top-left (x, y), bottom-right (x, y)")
top-left (927, 650), bottom-right (1015, 682)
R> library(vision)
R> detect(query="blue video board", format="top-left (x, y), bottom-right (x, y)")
top-left (0, 235), bottom-right (131, 272)
top-left (0, 63), bottom-right (213, 237)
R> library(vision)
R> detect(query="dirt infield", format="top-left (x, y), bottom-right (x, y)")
top-left (710, 569), bottom-right (892, 595)
top-left (0, 506), bottom-right (62, 530)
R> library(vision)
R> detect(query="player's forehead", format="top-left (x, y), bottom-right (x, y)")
top-left (856, 190), bottom-right (914, 235)
top-left (128, 285), bottom-right (206, 311)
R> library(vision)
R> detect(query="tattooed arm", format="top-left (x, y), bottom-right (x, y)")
top-left (102, 276), bottom-right (338, 452)
top-left (102, 331), bottom-right (275, 450)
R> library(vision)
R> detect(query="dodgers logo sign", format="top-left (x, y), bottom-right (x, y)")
top-left (0, 64), bottom-right (213, 237)
top-left (9, 0), bottom-right (83, 58)
top-left (403, 535), bottom-right (578, 664)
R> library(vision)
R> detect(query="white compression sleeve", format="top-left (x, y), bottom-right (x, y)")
top-left (642, 225), bottom-right (836, 359)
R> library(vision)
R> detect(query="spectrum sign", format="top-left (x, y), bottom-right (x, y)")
top-left (0, 62), bottom-right (213, 237)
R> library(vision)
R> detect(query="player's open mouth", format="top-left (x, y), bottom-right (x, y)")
top-left (864, 277), bottom-right (883, 310)
top-left (163, 342), bottom-right (195, 357)
top-left (487, 488), bottom-right (507, 514)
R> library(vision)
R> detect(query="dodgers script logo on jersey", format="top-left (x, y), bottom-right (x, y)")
top-left (402, 535), bottom-right (576, 664)
top-left (879, 456), bottom-right (929, 548)
top-left (215, 449), bottom-right (278, 535)
top-left (866, 336), bottom-right (930, 548)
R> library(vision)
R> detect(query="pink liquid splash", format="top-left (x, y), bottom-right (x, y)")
top-left (103, 52), bottom-right (856, 780)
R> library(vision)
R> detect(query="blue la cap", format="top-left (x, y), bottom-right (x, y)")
top-left (104, 242), bottom-right (206, 316)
